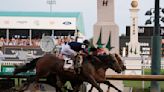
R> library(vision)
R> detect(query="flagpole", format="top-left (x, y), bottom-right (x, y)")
top-left (75, 18), bottom-right (79, 42)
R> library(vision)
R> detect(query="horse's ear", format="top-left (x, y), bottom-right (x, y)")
top-left (114, 53), bottom-right (119, 57)
top-left (107, 52), bottom-right (112, 55)
top-left (113, 53), bottom-right (116, 56)
top-left (108, 53), bottom-right (112, 56)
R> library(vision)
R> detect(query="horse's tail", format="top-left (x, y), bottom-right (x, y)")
top-left (13, 57), bottom-right (40, 75)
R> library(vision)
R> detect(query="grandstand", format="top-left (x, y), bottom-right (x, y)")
top-left (0, 12), bottom-right (85, 88)
top-left (0, 11), bottom-right (85, 46)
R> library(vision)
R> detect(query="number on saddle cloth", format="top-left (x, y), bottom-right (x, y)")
top-left (81, 45), bottom-right (86, 49)
top-left (74, 54), bottom-right (83, 68)
top-left (63, 58), bottom-right (74, 69)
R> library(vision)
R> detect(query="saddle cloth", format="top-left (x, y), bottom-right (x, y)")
top-left (63, 57), bottom-right (74, 70)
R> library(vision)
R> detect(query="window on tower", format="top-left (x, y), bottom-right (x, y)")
top-left (132, 18), bottom-right (135, 34)
top-left (102, 0), bottom-right (108, 6)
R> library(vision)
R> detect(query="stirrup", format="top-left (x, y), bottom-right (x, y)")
top-left (63, 59), bottom-right (74, 70)
top-left (75, 67), bottom-right (81, 74)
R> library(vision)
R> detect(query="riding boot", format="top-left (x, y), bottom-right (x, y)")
top-left (74, 54), bottom-right (82, 74)
top-left (74, 60), bottom-right (80, 74)
top-left (75, 67), bottom-right (81, 74)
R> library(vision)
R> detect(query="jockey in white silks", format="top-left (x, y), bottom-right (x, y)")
top-left (61, 40), bottom-right (90, 70)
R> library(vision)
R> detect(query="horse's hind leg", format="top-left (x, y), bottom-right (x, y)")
top-left (73, 83), bottom-right (81, 92)
top-left (103, 81), bottom-right (122, 92)
top-left (18, 82), bottom-right (29, 92)
top-left (86, 75), bottom-right (103, 92)
top-left (30, 72), bottom-right (43, 91)
top-left (55, 75), bottom-right (63, 92)
top-left (88, 86), bottom-right (93, 92)
top-left (89, 83), bottom-right (100, 92)
top-left (18, 76), bottom-right (35, 92)
top-left (46, 74), bottom-right (61, 92)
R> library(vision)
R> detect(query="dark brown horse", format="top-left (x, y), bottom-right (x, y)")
top-left (88, 53), bottom-right (126, 92)
top-left (13, 53), bottom-right (124, 92)
top-left (114, 53), bottom-right (126, 71)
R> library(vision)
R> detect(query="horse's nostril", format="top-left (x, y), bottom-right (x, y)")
top-left (118, 71), bottom-right (121, 73)
top-left (124, 66), bottom-right (127, 70)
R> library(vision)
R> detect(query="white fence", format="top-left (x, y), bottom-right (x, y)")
top-left (122, 56), bottom-right (164, 90)
top-left (123, 57), bottom-right (164, 69)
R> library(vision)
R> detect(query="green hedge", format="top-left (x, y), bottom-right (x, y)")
top-left (124, 69), bottom-right (164, 92)
top-left (144, 69), bottom-right (164, 75)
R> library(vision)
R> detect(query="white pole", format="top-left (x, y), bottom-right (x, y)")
top-left (142, 56), bottom-right (145, 90)
top-left (29, 29), bottom-right (32, 46)
top-left (52, 30), bottom-right (54, 37)
top-left (6, 29), bottom-right (9, 45)
top-left (75, 18), bottom-right (79, 42)
top-left (47, 0), bottom-right (56, 13)
top-left (122, 47), bottom-right (126, 57)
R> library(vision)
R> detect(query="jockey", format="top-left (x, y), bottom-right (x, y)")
top-left (61, 40), bottom-right (90, 70)
top-left (97, 44), bottom-right (107, 55)
top-left (88, 46), bottom-right (97, 56)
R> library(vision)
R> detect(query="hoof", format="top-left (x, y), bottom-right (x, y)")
top-left (99, 89), bottom-right (103, 92)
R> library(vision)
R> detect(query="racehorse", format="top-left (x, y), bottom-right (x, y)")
top-left (13, 53), bottom-right (124, 92)
top-left (114, 53), bottom-right (126, 71)
top-left (88, 53), bottom-right (126, 92)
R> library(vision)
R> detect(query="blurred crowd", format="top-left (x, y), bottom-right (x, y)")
top-left (0, 36), bottom-right (76, 47)
top-left (0, 37), bottom-right (40, 46)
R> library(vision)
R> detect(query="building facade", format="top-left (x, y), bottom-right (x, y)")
top-left (120, 26), bottom-right (164, 57)
top-left (0, 11), bottom-right (85, 45)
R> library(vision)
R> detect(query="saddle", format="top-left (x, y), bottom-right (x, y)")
top-left (63, 54), bottom-right (83, 74)
top-left (63, 58), bottom-right (74, 70)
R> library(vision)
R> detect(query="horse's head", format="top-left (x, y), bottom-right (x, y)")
top-left (114, 53), bottom-right (126, 71)
top-left (104, 53), bottom-right (122, 73)
top-left (13, 64), bottom-right (27, 75)
top-left (13, 65), bottom-right (22, 75)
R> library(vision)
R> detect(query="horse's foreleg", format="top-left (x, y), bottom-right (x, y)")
top-left (103, 81), bottom-right (122, 92)
top-left (18, 82), bottom-right (30, 92)
top-left (55, 75), bottom-right (63, 92)
top-left (86, 75), bottom-right (103, 92)
top-left (89, 83), bottom-right (101, 92)
top-left (73, 83), bottom-right (81, 92)
top-left (88, 86), bottom-right (93, 92)
top-left (18, 75), bottom-right (35, 92)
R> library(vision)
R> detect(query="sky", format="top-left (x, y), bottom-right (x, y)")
top-left (0, 0), bottom-right (164, 39)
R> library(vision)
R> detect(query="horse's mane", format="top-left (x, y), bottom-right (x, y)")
top-left (96, 54), bottom-right (109, 63)
top-left (83, 54), bottom-right (110, 70)
top-left (13, 57), bottom-right (40, 75)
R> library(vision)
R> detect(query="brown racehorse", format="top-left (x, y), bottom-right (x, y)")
top-left (54, 53), bottom-right (126, 92)
top-left (114, 53), bottom-right (126, 71)
top-left (88, 53), bottom-right (126, 92)
top-left (13, 53), bottom-right (124, 92)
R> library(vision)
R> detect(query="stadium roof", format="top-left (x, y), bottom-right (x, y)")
top-left (0, 11), bottom-right (85, 34)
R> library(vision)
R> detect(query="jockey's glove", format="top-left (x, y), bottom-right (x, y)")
top-left (73, 52), bottom-right (77, 56)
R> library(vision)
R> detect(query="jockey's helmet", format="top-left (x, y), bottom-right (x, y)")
top-left (83, 40), bottom-right (90, 47)
top-left (90, 46), bottom-right (97, 52)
